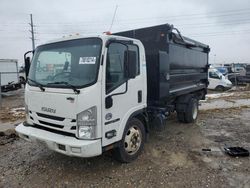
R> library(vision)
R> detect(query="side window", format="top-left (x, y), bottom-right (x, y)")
top-left (106, 43), bottom-right (127, 93)
top-left (209, 72), bottom-right (219, 79)
top-left (128, 45), bottom-right (140, 75)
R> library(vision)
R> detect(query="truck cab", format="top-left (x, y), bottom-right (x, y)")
top-left (16, 35), bottom-right (148, 161)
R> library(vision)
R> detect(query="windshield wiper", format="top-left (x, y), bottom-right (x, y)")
top-left (47, 82), bottom-right (80, 94)
top-left (28, 78), bottom-right (45, 92)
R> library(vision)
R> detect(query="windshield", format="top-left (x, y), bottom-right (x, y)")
top-left (215, 70), bottom-right (223, 77)
top-left (216, 67), bottom-right (228, 75)
top-left (29, 38), bottom-right (102, 88)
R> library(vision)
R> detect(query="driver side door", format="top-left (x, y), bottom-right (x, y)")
top-left (102, 42), bottom-right (143, 147)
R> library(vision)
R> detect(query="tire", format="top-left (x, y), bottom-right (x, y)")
top-left (177, 112), bottom-right (186, 123)
top-left (177, 97), bottom-right (198, 123)
top-left (185, 98), bottom-right (198, 123)
top-left (215, 85), bottom-right (225, 92)
top-left (113, 118), bottom-right (146, 163)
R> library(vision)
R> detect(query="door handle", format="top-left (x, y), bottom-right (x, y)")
top-left (138, 90), bottom-right (142, 103)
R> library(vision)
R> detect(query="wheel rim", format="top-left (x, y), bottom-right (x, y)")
top-left (124, 126), bottom-right (142, 155)
top-left (192, 101), bottom-right (198, 120)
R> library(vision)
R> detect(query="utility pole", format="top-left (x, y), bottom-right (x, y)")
top-left (29, 14), bottom-right (35, 51)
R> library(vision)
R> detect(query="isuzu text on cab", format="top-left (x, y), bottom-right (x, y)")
top-left (16, 24), bottom-right (210, 162)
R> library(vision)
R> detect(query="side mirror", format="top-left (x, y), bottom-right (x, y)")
top-left (219, 75), bottom-right (222, 79)
top-left (24, 50), bottom-right (33, 80)
top-left (105, 96), bottom-right (113, 109)
top-left (125, 50), bottom-right (137, 79)
top-left (24, 57), bottom-right (31, 79)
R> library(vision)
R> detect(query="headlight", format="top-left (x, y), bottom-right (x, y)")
top-left (76, 106), bottom-right (97, 139)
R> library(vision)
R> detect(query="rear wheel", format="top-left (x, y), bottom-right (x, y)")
top-left (113, 118), bottom-right (145, 163)
top-left (177, 96), bottom-right (199, 123)
top-left (185, 98), bottom-right (198, 123)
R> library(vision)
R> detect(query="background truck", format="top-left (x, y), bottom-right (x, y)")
top-left (208, 67), bottom-right (233, 91)
top-left (0, 59), bottom-right (21, 92)
top-left (16, 24), bottom-right (210, 163)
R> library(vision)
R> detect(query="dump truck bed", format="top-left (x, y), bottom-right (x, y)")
top-left (114, 24), bottom-right (210, 105)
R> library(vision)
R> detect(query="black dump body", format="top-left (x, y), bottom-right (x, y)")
top-left (246, 65), bottom-right (250, 78)
top-left (114, 24), bottom-right (210, 105)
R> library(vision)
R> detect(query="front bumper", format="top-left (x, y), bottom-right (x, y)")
top-left (15, 123), bottom-right (102, 158)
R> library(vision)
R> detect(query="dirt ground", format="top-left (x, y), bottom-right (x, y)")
top-left (0, 89), bottom-right (250, 188)
top-left (0, 89), bottom-right (25, 123)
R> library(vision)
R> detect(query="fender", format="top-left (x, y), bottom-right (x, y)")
top-left (126, 108), bottom-right (149, 133)
top-left (119, 108), bottom-right (149, 144)
top-left (103, 108), bottom-right (149, 152)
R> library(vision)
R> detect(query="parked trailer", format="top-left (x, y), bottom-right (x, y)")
top-left (0, 59), bottom-right (21, 92)
top-left (16, 24), bottom-right (210, 163)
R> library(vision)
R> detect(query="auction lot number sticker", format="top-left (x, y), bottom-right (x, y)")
top-left (79, 57), bottom-right (96, 64)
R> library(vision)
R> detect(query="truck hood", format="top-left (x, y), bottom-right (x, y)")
top-left (27, 90), bottom-right (78, 119)
top-left (25, 83), bottom-right (102, 120)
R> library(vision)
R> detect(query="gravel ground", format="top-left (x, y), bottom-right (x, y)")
top-left (0, 89), bottom-right (25, 123)
top-left (0, 89), bottom-right (250, 188)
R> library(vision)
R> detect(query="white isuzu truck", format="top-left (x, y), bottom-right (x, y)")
top-left (16, 24), bottom-right (210, 162)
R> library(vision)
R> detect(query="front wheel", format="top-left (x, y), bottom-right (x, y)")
top-left (113, 118), bottom-right (146, 163)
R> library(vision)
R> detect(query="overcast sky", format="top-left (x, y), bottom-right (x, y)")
top-left (1, 0), bottom-right (250, 66)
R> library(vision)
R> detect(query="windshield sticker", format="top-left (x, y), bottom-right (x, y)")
top-left (79, 57), bottom-right (96, 65)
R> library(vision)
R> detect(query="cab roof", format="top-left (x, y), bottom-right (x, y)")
top-left (41, 34), bottom-right (141, 46)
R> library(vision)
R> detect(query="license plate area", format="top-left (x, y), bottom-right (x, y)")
top-left (36, 139), bottom-right (47, 148)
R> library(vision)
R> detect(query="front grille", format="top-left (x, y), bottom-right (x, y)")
top-left (36, 112), bottom-right (65, 121)
top-left (32, 124), bottom-right (75, 137)
top-left (38, 120), bottom-right (64, 129)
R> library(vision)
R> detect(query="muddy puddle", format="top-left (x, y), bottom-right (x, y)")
top-left (200, 98), bottom-right (250, 110)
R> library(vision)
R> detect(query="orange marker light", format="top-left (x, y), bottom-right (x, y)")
top-left (103, 31), bottom-right (112, 35)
